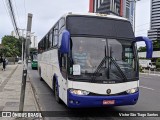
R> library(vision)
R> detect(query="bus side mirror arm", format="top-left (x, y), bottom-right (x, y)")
top-left (60, 30), bottom-right (70, 54)
top-left (134, 36), bottom-right (153, 59)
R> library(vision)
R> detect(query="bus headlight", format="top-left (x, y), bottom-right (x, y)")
top-left (126, 87), bottom-right (139, 94)
top-left (69, 89), bottom-right (90, 95)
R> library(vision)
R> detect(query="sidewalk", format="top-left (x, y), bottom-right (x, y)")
top-left (140, 69), bottom-right (160, 76)
top-left (0, 64), bottom-right (41, 120)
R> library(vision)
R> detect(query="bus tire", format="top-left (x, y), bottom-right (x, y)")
top-left (39, 68), bottom-right (43, 81)
top-left (54, 80), bottom-right (61, 103)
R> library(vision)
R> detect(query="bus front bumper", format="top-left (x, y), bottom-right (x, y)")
top-left (67, 90), bottom-right (139, 108)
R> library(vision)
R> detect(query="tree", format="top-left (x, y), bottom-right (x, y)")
top-left (0, 47), bottom-right (8, 57)
top-left (153, 40), bottom-right (160, 50)
top-left (138, 46), bottom-right (146, 52)
top-left (1, 35), bottom-right (22, 57)
top-left (156, 58), bottom-right (160, 68)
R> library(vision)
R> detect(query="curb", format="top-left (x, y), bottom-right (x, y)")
top-left (27, 73), bottom-right (44, 120)
top-left (140, 73), bottom-right (160, 76)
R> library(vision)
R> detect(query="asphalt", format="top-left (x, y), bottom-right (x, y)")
top-left (28, 64), bottom-right (160, 120)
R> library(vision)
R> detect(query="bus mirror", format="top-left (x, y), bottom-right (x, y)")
top-left (60, 30), bottom-right (70, 54)
top-left (135, 36), bottom-right (153, 58)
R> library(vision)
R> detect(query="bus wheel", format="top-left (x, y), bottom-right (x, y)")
top-left (39, 68), bottom-right (43, 81)
top-left (54, 80), bottom-right (61, 103)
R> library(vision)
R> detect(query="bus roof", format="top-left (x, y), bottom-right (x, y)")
top-left (62, 12), bottom-right (128, 21)
top-left (39, 13), bottom-right (131, 42)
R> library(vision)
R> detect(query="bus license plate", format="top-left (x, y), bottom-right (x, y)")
top-left (103, 100), bottom-right (115, 105)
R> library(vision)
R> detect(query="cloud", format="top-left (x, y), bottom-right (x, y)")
top-left (0, 0), bottom-right (89, 43)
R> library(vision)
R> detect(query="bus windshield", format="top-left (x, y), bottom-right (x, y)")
top-left (70, 37), bottom-right (137, 82)
top-left (32, 54), bottom-right (38, 61)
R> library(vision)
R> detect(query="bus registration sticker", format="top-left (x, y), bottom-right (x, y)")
top-left (103, 100), bottom-right (115, 105)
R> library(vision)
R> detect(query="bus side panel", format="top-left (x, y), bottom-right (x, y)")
top-left (49, 49), bottom-right (64, 101)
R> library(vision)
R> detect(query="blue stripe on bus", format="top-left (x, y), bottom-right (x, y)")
top-left (67, 90), bottom-right (139, 108)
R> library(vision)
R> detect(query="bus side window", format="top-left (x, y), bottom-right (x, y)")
top-left (49, 30), bottom-right (53, 48)
top-left (44, 37), bottom-right (47, 51)
top-left (61, 54), bottom-right (67, 79)
top-left (53, 24), bottom-right (59, 47)
top-left (59, 18), bottom-right (65, 30)
top-left (62, 55), bottom-right (66, 68)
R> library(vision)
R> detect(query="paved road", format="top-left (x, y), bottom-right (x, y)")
top-left (28, 65), bottom-right (160, 120)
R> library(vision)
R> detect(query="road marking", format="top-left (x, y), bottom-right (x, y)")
top-left (139, 86), bottom-right (155, 91)
top-left (140, 76), bottom-right (153, 79)
top-left (140, 73), bottom-right (160, 77)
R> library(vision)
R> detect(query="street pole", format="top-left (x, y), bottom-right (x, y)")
top-left (18, 28), bottom-right (26, 64)
top-left (19, 13), bottom-right (33, 112)
top-left (21, 29), bottom-right (25, 64)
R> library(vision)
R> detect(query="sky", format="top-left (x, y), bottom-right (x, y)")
top-left (0, 0), bottom-right (150, 45)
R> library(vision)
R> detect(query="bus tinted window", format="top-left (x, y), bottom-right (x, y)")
top-left (59, 18), bottom-right (65, 30)
top-left (53, 24), bottom-right (59, 47)
top-left (67, 16), bottom-right (134, 39)
top-left (49, 30), bottom-right (53, 48)
top-left (46, 35), bottom-right (49, 50)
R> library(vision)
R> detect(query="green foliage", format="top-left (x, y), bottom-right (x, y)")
top-left (153, 40), bottom-right (160, 49)
top-left (156, 58), bottom-right (160, 68)
top-left (1, 35), bottom-right (22, 57)
top-left (0, 47), bottom-right (7, 56)
top-left (139, 65), bottom-right (143, 73)
top-left (138, 46), bottom-right (146, 52)
top-left (138, 40), bottom-right (160, 52)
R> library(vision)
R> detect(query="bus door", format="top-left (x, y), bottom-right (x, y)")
top-left (60, 53), bottom-right (68, 102)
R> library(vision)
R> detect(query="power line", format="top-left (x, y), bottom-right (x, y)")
top-left (2, 0), bottom-right (11, 25)
top-left (13, 0), bottom-right (21, 27)
top-left (6, 0), bottom-right (20, 37)
top-left (24, 0), bottom-right (27, 26)
top-left (24, 0), bottom-right (27, 16)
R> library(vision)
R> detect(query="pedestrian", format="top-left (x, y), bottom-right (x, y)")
top-left (2, 57), bottom-right (6, 71)
top-left (73, 46), bottom-right (92, 69)
top-left (0, 56), bottom-right (2, 64)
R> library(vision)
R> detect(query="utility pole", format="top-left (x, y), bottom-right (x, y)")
top-left (19, 13), bottom-right (33, 112)
top-left (18, 28), bottom-right (26, 63)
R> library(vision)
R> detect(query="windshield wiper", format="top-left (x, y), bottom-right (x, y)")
top-left (92, 56), bottom-right (108, 81)
top-left (110, 57), bottom-right (127, 82)
top-left (91, 56), bottom-right (128, 82)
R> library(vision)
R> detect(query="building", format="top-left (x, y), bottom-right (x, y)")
top-left (89, 0), bottom-right (134, 25)
top-left (11, 30), bottom-right (38, 48)
top-left (30, 35), bottom-right (38, 48)
top-left (148, 0), bottom-right (160, 41)
top-left (11, 31), bottom-right (20, 39)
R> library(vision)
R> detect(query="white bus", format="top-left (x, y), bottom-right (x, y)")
top-left (38, 13), bottom-right (153, 108)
